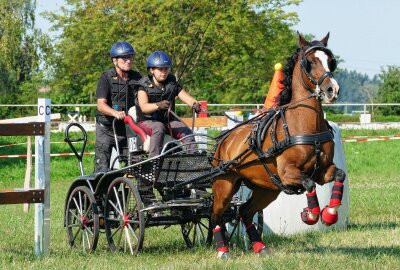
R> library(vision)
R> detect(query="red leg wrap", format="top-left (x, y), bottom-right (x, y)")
top-left (213, 226), bottom-right (229, 252)
top-left (329, 182), bottom-right (344, 208)
top-left (300, 190), bottom-right (320, 225)
top-left (321, 206), bottom-right (338, 226)
top-left (252, 241), bottom-right (266, 253)
top-left (217, 246), bottom-right (229, 253)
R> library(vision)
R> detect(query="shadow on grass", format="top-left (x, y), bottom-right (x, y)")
top-left (0, 246), bottom-right (37, 260)
top-left (265, 231), bottom-right (322, 248)
top-left (303, 246), bottom-right (400, 257)
top-left (262, 222), bottom-right (400, 257)
top-left (347, 222), bottom-right (398, 230)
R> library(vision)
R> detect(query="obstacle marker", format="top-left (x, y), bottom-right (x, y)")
top-left (263, 63), bottom-right (284, 110)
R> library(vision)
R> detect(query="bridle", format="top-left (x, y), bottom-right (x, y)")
top-left (299, 46), bottom-right (336, 98)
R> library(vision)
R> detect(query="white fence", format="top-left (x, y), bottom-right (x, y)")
top-left (2, 102), bottom-right (400, 113)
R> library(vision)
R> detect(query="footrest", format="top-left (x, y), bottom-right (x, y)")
top-left (0, 188), bottom-right (45, 204)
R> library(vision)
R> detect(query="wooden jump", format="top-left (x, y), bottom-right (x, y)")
top-left (0, 98), bottom-right (51, 256)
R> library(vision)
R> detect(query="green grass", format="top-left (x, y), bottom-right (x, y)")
top-left (326, 113), bottom-right (400, 123)
top-left (1, 129), bottom-right (400, 269)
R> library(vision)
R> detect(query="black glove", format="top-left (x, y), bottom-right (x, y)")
top-left (192, 102), bottom-right (201, 114)
top-left (156, 100), bottom-right (170, 110)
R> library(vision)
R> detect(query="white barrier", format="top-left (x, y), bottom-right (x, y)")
top-left (262, 121), bottom-right (349, 235)
top-left (0, 98), bottom-right (51, 256)
top-left (34, 98), bottom-right (51, 255)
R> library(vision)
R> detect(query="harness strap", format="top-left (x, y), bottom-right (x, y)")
top-left (254, 130), bottom-right (333, 195)
top-left (265, 130), bottom-right (333, 157)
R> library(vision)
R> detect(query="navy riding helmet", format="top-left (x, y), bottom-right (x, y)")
top-left (110, 41), bottom-right (135, 58)
top-left (146, 51), bottom-right (172, 68)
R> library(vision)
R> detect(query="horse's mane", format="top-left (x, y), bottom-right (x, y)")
top-left (279, 48), bottom-right (300, 105)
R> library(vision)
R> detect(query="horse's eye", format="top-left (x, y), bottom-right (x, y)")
top-left (329, 58), bottom-right (337, 72)
top-left (301, 58), bottom-right (312, 72)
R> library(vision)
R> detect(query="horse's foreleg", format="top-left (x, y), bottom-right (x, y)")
top-left (321, 167), bottom-right (346, 226)
top-left (211, 175), bottom-right (238, 259)
top-left (240, 189), bottom-right (280, 256)
top-left (278, 164), bottom-right (320, 225)
top-left (300, 187), bottom-right (321, 225)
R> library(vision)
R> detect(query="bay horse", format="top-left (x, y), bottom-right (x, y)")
top-left (211, 32), bottom-right (346, 258)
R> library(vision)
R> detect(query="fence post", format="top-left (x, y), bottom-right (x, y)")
top-left (34, 98), bottom-right (51, 256)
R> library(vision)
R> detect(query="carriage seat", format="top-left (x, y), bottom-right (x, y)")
top-left (123, 115), bottom-right (151, 152)
top-left (126, 107), bottom-right (177, 154)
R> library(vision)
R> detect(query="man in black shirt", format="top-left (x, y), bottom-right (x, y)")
top-left (94, 41), bottom-right (142, 172)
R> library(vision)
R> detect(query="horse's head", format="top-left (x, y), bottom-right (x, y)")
top-left (297, 32), bottom-right (340, 103)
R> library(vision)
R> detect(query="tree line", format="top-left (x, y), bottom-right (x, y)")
top-left (0, 0), bottom-right (398, 119)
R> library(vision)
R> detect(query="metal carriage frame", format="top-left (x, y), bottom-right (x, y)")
top-left (63, 121), bottom-right (263, 255)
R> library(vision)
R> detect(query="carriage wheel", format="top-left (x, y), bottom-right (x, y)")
top-left (65, 186), bottom-right (99, 253)
top-left (104, 177), bottom-right (145, 255)
top-left (181, 216), bottom-right (213, 248)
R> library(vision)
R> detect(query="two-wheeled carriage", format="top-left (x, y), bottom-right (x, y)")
top-left (63, 116), bottom-right (262, 254)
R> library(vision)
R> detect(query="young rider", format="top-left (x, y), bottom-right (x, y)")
top-left (135, 50), bottom-right (201, 157)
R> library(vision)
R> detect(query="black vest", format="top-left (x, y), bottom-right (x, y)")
top-left (135, 74), bottom-right (181, 123)
top-left (97, 68), bottom-right (142, 126)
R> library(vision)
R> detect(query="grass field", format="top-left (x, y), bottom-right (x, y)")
top-left (0, 129), bottom-right (400, 269)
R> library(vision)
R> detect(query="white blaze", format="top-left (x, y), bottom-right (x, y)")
top-left (314, 50), bottom-right (340, 102)
top-left (315, 50), bottom-right (330, 71)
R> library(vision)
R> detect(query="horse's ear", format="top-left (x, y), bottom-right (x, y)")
top-left (320, 32), bottom-right (330, 47)
top-left (297, 31), bottom-right (309, 50)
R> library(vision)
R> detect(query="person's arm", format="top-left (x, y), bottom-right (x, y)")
top-left (96, 73), bottom-right (126, 120)
top-left (137, 90), bottom-right (164, 114)
top-left (178, 89), bottom-right (197, 107)
top-left (97, 98), bottom-right (126, 120)
top-left (178, 89), bottom-right (201, 113)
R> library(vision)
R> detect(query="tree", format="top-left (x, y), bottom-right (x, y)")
top-left (376, 65), bottom-right (400, 115)
top-left (0, 0), bottom-right (51, 118)
top-left (45, 0), bottom-right (301, 112)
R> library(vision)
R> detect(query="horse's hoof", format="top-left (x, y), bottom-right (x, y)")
top-left (217, 251), bottom-right (230, 260)
top-left (321, 206), bottom-right (338, 226)
top-left (301, 208), bottom-right (319, 225)
top-left (257, 247), bottom-right (271, 257)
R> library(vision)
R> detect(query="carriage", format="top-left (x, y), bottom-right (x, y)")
top-left (63, 116), bottom-right (262, 254)
top-left (64, 32), bottom-right (346, 258)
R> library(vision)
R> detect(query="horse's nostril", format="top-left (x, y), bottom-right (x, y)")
top-left (327, 87), bottom-right (333, 95)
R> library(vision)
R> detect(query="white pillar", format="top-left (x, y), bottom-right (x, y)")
top-left (35, 98), bottom-right (51, 256)
top-left (262, 121), bottom-right (349, 235)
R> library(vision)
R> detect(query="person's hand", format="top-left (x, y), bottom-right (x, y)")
top-left (192, 102), bottom-right (201, 114)
top-left (156, 100), bottom-right (170, 110)
top-left (114, 110), bottom-right (126, 120)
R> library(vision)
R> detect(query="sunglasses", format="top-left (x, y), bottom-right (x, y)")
top-left (119, 56), bottom-right (133, 62)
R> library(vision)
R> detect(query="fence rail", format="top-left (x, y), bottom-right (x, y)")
top-left (1, 103), bottom-right (400, 111)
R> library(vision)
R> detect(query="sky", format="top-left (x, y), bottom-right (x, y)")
top-left (286, 0), bottom-right (400, 78)
top-left (36, 0), bottom-right (400, 78)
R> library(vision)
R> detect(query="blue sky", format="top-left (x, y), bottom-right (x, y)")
top-left (36, 0), bottom-right (398, 78)
top-left (286, 0), bottom-right (399, 78)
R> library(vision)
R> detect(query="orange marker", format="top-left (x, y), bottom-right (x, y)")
top-left (263, 63), bottom-right (284, 110)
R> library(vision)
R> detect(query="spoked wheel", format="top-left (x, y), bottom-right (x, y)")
top-left (104, 177), bottom-right (145, 255)
top-left (181, 216), bottom-right (213, 248)
top-left (65, 186), bottom-right (99, 253)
